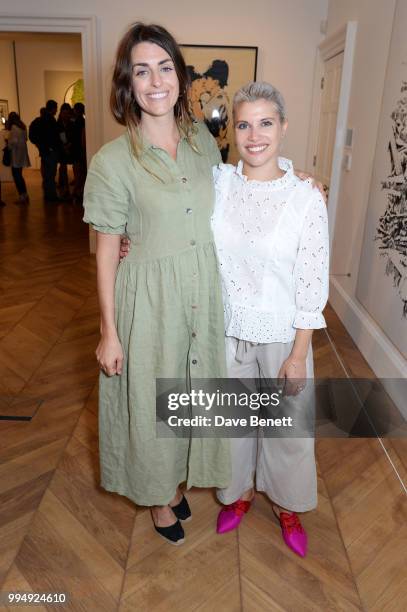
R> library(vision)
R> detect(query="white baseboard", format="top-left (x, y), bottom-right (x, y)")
top-left (329, 277), bottom-right (407, 415)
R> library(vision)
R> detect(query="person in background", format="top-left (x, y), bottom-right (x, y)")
top-left (37, 99), bottom-right (62, 202)
top-left (29, 107), bottom-right (46, 180)
top-left (57, 102), bottom-right (74, 199)
top-left (0, 179), bottom-right (6, 207)
top-left (71, 102), bottom-right (87, 203)
top-left (5, 112), bottom-right (30, 203)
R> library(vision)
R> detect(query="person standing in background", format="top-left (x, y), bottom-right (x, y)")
top-left (71, 102), bottom-right (87, 203)
top-left (29, 107), bottom-right (46, 180)
top-left (5, 112), bottom-right (30, 203)
top-left (37, 99), bottom-right (62, 202)
top-left (57, 102), bottom-right (74, 199)
top-left (0, 179), bottom-right (6, 207)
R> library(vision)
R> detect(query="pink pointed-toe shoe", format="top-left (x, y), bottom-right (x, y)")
top-left (216, 499), bottom-right (252, 534)
top-left (277, 511), bottom-right (308, 557)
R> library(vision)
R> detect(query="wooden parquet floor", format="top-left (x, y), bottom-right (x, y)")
top-left (0, 170), bottom-right (406, 611)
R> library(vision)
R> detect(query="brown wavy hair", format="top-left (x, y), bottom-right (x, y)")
top-left (6, 112), bottom-right (26, 131)
top-left (110, 22), bottom-right (195, 158)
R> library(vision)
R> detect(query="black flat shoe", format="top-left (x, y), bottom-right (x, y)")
top-left (153, 519), bottom-right (185, 545)
top-left (171, 495), bottom-right (192, 522)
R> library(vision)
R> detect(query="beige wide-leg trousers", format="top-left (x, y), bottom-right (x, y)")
top-left (216, 336), bottom-right (317, 512)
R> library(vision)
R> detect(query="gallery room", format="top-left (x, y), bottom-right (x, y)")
top-left (0, 0), bottom-right (406, 610)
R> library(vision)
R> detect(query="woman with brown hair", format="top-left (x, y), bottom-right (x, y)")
top-left (83, 23), bottom-right (230, 545)
top-left (5, 112), bottom-right (30, 203)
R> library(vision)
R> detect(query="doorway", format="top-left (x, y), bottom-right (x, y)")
top-left (306, 21), bottom-right (357, 256)
top-left (0, 32), bottom-right (84, 171)
top-left (0, 14), bottom-right (101, 249)
top-left (0, 14), bottom-right (102, 170)
top-left (314, 51), bottom-right (344, 192)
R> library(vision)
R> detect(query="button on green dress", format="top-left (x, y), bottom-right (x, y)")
top-left (83, 122), bottom-right (231, 506)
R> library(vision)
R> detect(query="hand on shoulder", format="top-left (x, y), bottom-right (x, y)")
top-left (294, 169), bottom-right (327, 203)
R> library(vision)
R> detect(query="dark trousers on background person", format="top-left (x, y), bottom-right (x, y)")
top-left (42, 150), bottom-right (59, 201)
top-left (11, 167), bottom-right (27, 196)
top-left (58, 163), bottom-right (69, 196)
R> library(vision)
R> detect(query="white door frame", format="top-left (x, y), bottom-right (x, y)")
top-left (0, 13), bottom-right (103, 163)
top-left (306, 21), bottom-right (357, 258)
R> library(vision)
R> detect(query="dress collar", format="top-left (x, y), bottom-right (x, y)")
top-left (145, 127), bottom-right (189, 152)
top-left (125, 126), bottom-right (188, 155)
top-left (235, 157), bottom-right (295, 190)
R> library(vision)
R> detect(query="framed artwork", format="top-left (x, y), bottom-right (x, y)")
top-left (0, 99), bottom-right (9, 126)
top-left (180, 44), bottom-right (258, 164)
top-left (44, 71), bottom-right (84, 108)
top-left (64, 78), bottom-right (85, 106)
top-left (356, 0), bottom-right (407, 358)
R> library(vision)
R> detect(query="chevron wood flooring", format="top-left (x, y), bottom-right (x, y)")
top-left (0, 170), bottom-right (405, 611)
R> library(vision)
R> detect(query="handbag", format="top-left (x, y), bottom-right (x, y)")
top-left (2, 145), bottom-right (11, 167)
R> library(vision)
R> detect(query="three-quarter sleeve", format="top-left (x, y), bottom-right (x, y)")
top-left (293, 190), bottom-right (329, 329)
top-left (83, 151), bottom-right (129, 234)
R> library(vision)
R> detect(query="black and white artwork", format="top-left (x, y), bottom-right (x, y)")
top-left (375, 83), bottom-right (407, 316)
top-left (187, 59), bottom-right (230, 162)
top-left (357, 0), bottom-right (407, 358)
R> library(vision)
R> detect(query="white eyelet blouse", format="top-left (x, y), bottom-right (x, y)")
top-left (211, 158), bottom-right (329, 343)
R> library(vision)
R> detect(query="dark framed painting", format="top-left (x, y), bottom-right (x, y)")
top-left (180, 44), bottom-right (258, 164)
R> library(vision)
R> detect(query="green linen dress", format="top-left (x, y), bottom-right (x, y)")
top-left (83, 122), bottom-right (231, 506)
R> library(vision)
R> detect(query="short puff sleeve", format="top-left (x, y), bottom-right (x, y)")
top-left (83, 151), bottom-right (129, 234)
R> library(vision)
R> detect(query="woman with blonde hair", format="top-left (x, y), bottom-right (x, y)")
top-left (212, 81), bottom-right (329, 557)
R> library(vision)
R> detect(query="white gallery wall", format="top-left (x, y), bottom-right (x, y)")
top-left (0, 0), bottom-right (328, 169)
top-left (14, 36), bottom-right (82, 168)
top-left (326, 0), bottom-right (407, 380)
top-left (0, 40), bottom-right (17, 180)
top-left (0, 40), bottom-right (18, 116)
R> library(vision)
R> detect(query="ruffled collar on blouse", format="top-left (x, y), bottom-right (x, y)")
top-left (235, 157), bottom-right (295, 190)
